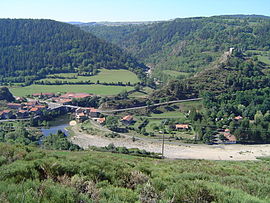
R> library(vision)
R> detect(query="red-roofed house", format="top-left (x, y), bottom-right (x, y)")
top-left (0, 110), bottom-right (13, 119)
top-left (17, 110), bottom-right (29, 118)
top-left (121, 115), bottom-right (134, 125)
top-left (221, 129), bottom-right (237, 144)
top-left (35, 105), bottom-right (47, 110)
top-left (23, 101), bottom-right (38, 109)
top-left (89, 108), bottom-right (99, 118)
top-left (175, 124), bottom-right (190, 130)
top-left (7, 103), bottom-right (22, 110)
top-left (58, 99), bottom-right (72, 105)
top-left (234, 116), bottom-right (243, 121)
top-left (76, 112), bottom-right (88, 122)
top-left (97, 117), bottom-right (106, 125)
top-left (29, 107), bottom-right (41, 115)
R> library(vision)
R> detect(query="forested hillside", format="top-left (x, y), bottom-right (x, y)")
top-left (82, 15), bottom-right (270, 81)
top-left (0, 87), bottom-right (14, 102)
top-left (152, 51), bottom-right (270, 99)
top-left (0, 19), bottom-right (146, 84)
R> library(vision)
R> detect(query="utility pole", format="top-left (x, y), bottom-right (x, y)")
top-left (161, 120), bottom-right (167, 159)
top-left (162, 133), bottom-right (165, 159)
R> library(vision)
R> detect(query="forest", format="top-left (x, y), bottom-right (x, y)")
top-left (0, 19), bottom-right (146, 84)
top-left (82, 15), bottom-right (270, 81)
top-left (152, 51), bottom-right (270, 99)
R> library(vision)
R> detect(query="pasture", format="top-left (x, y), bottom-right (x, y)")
top-left (39, 69), bottom-right (140, 84)
top-left (162, 70), bottom-right (190, 77)
top-left (10, 84), bottom-right (134, 97)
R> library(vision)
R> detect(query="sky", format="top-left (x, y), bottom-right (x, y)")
top-left (1, 0), bottom-right (270, 22)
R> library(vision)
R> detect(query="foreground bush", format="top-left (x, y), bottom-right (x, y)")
top-left (0, 143), bottom-right (270, 202)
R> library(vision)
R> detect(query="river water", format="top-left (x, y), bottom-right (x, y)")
top-left (41, 114), bottom-right (71, 136)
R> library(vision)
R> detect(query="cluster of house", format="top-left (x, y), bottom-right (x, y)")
top-left (75, 107), bottom-right (103, 123)
top-left (220, 129), bottom-right (237, 144)
top-left (32, 92), bottom-right (93, 105)
top-left (214, 115), bottom-right (242, 144)
top-left (0, 101), bottom-right (47, 119)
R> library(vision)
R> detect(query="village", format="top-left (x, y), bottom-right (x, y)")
top-left (0, 91), bottom-right (241, 145)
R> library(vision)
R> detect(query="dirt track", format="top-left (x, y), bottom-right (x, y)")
top-left (70, 125), bottom-right (270, 161)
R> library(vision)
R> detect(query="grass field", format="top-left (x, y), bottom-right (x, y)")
top-left (246, 50), bottom-right (270, 65)
top-left (162, 70), bottom-right (190, 77)
top-left (40, 69), bottom-right (140, 84)
top-left (128, 87), bottom-right (154, 98)
top-left (10, 84), bottom-right (134, 97)
top-left (258, 55), bottom-right (270, 65)
top-left (150, 110), bottom-right (186, 118)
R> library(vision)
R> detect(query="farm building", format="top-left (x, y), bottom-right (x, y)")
top-left (175, 124), bottom-right (189, 130)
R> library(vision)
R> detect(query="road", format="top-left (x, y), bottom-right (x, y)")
top-left (0, 98), bottom-right (201, 123)
top-left (46, 97), bottom-right (202, 113)
top-left (0, 118), bottom-right (31, 123)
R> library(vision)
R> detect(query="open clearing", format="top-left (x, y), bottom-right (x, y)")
top-left (162, 70), bottom-right (190, 77)
top-left (39, 69), bottom-right (140, 84)
top-left (10, 84), bottom-right (134, 97)
top-left (70, 125), bottom-right (270, 160)
top-left (246, 50), bottom-right (270, 65)
top-left (150, 110), bottom-right (186, 118)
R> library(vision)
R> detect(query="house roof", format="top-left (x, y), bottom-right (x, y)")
top-left (234, 116), bottom-right (243, 120)
top-left (29, 107), bottom-right (39, 112)
top-left (122, 115), bottom-right (133, 121)
top-left (78, 113), bottom-right (86, 117)
top-left (18, 110), bottom-right (27, 113)
top-left (97, 117), bottom-right (106, 123)
top-left (224, 134), bottom-right (237, 142)
top-left (90, 108), bottom-right (98, 113)
top-left (35, 105), bottom-right (46, 109)
top-left (24, 101), bottom-right (37, 106)
top-left (175, 124), bottom-right (189, 129)
top-left (2, 110), bottom-right (11, 113)
top-left (7, 103), bottom-right (21, 106)
top-left (58, 99), bottom-right (72, 104)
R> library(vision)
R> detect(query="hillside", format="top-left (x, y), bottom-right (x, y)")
top-left (1, 143), bottom-right (270, 202)
top-left (0, 19), bottom-right (146, 84)
top-left (0, 87), bottom-right (14, 102)
top-left (81, 15), bottom-right (270, 81)
top-left (152, 51), bottom-right (270, 100)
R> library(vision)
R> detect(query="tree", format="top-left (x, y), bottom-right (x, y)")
top-left (254, 111), bottom-right (264, 124)
top-left (106, 116), bottom-right (119, 131)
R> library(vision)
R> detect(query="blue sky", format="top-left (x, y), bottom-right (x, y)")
top-left (1, 0), bottom-right (270, 22)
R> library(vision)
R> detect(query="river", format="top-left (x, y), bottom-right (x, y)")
top-left (41, 114), bottom-right (71, 136)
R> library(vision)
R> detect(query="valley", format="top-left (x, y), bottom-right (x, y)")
top-left (1, 14), bottom-right (270, 202)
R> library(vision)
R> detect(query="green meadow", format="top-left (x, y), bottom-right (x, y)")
top-left (39, 69), bottom-right (140, 84)
top-left (10, 84), bottom-right (134, 97)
